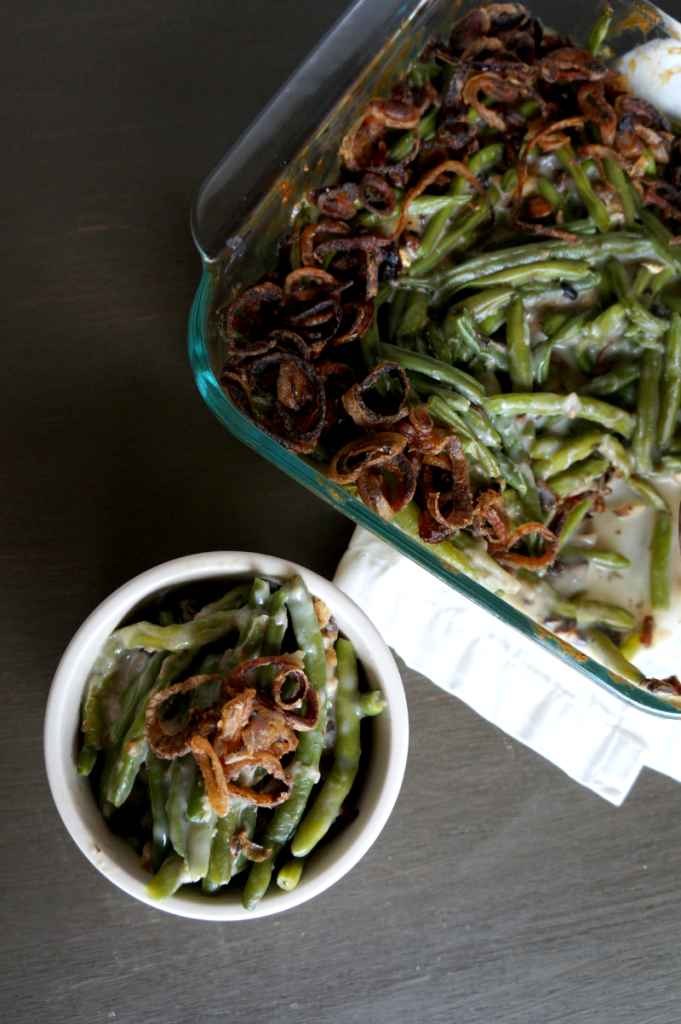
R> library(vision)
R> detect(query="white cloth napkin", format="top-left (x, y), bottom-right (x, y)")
top-left (334, 526), bottom-right (681, 805)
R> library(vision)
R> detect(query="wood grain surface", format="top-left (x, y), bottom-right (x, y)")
top-left (3, 2), bottom-right (681, 1021)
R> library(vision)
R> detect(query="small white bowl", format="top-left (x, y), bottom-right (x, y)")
top-left (44, 551), bottom-right (408, 920)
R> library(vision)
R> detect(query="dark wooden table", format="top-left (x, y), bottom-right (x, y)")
top-left (4, 2), bottom-right (681, 1021)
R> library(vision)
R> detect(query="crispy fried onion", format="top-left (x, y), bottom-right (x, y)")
top-left (300, 221), bottom-right (352, 267)
top-left (221, 282), bottom-right (283, 352)
top-left (220, 750), bottom-right (294, 806)
top-left (643, 180), bottom-right (681, 226)
top-left (392, 159), bottom-right (491, 238)
top-left (269, 663), bottom-right (322, 731)
top-left (341, 361), bottom-right (409, 428)
top-left (418, 435), bottom-right (474, 542)
top-left (340, 98), bottom-right (421, 174)
top-left (538, 47), bottom-right (607, 84)
top-left (359, 173), bottom-right (398, 219)
top-left (246, 352), bottom-right (326, 454)
top-left (190, 736), bottom-right (232, 817)
top-left (356, 452), bottom-right (418, 520)
top-left (333, 300), bottom-right (375, 346)
top-left (328, 431), bottom-right (408, 484)
top-left (146, 674), bottom-right (226, 759)
top-left (395, 404), bottom-right (448, 454)
top-left (547, 491), bottom-right (599, 543)
top-left (488, 521), bottom-right (559, 570)
top-left (230, 830), bottom-right (272, 863)
top-left (309, 181), bottom-right (359, 220)
top-left (283, 267), bottom-right (339, 305)
top-left (471, 487), bottom-right (512, 543)
top-left (643, 675), bottom-right (681, 697)
top-left (450, 4), bottom-right (529, 52)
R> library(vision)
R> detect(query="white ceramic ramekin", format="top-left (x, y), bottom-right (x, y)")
top-left (44, 552), bottom-right (408, 920)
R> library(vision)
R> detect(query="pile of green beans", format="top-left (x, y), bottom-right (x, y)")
top-left (78, 576), bottom-right (385, 907)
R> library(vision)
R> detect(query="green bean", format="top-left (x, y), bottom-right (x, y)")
top-left (530, 435), bottom-right (561, 460)
top-left (557, 146), bottom-right (610, 232)
top-left (603, 158), bottom-right (636, 229)
top-left (639, 209), bottom-right (681, 274)
top-left (415, 144), bottom-right (504, 262)
top-left (658, 314), bottom-right (681, 447)
top-left (536, 176), bottom-right (565, 209)
top-left (494, 415), bottom-right (543, 524)
top-left (428, 397), bottom-right (502, 477)
top-left (186, 811), bottom-right (218, 882)
top-left (292, 639), bottom-right (384, 857)
top-left (396, 290), bottom-right (430, 344)
top-left (405, 373), bottom-right (470, 411)
top-left (542, 311), bottom-right (571, 337)
top-left (548, 455), bottom-right (611, 499)
top-left (553, 595), bottom-right (636, 630)
top-left (450, 532), bottom-right (522, 594)
top-left (633, 265), bottom-right (653, 296)
top-left (147, 751), bottom-right (171, 872)
top-left (389, 106), bottom-right (438, 162)
top-left (578, 362), bottom-right (640, 397)
top-left (114, 607), bottom-right (248, 652)
top-left (631, 347), bottom-right (662, 475)
top-left (479, 310), bottom-right (507, 337)
top-left (394, 501), bottom-right (475, 578)
top-left (628, 475), bottom-right (669, 513)
top-left (586, 628), bottom-right (645, 685)
top-left (465, 405), bottom-right (501, 448)
top-left (432, 233), bottom-right (652, 303)
top-left (387, 288), bottom-right (409, 340)
top-left (587, 3), bottom-right (613, 54)
top-left (507, 294), bottom-right (532, 392)
top-left (534, 306), bottom-right (602, 386)
top-left (359, 193), bottom-right (468, 230)
top-left (454, 259), bottom-right (593, 293)
top-left (660, 293), bottom-right (681, 315)
top-left (277, 857), bottom-right (307, 891)
top-left (380, 342), bottom-right (486, 403)
top-left (410, 188), bottom-right (500, 277)
top-left (145, 852), bottom-right (191, 901)
top-left (187, 773), bottom-right (207, 823)
top-left (560, 546), bottom-right (631, 571)
top-left (77, 745), bottom-right (97, 776)
top-left (107, 649), bottom-right (194, 808)
top-left (532, 431), bottom-right (606, 480)
top-left (242, 575), bottom-right (328, 910)
top-left (109, 651), bottom-right (166, 746)
top-left (651, 509), bottom-right (672, 610)
top-left (80, 637), bottom-right (124, 752)
top-left (206, 806), bottom-right (240, 886)
top-left (167, 753), bottom-right (197, 859)
top-left (195, 582), bottom-right (251, 619)
top-left (486, 394), bottom-right (634, 438)
top-left (651, 267), bottom-right (675, 297)
top-left (447, 309), bottom-right (508, 371)
top-left (582, 302), bottom-right (629, 343)
top-left (605, 257), bottom-right (668, 338)
top-left (557, 498), bottom-right (594, 549)
top-left (449, 287), bottom-right (513, 323)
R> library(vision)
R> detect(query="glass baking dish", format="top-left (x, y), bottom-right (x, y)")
top-left (189, 0), bottom-right (681, 717)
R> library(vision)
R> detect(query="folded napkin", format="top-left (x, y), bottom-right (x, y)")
top-left (334, 526), bottom-right (681, 805)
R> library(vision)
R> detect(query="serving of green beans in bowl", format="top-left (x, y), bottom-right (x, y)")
top-left (209, 2), bottom-right (681, 703)
top-left (44, 553), bottom-right (407, 918)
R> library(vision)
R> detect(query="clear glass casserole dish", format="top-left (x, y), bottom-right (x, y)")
top-left (189, 0), bottom-right (681, 717)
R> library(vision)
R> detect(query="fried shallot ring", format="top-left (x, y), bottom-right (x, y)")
top-left (394, 405), bottom-right (448, 454)
top-left (247, 352), bottom-right (326, 453)
top-left (392, 159), bottom-right (491, 239)
top-left (212, 688), bottom-right (257, 760)
top-left (341, 361), bottom-right (409, 428)
top-left (301, 221), bottom-right (352, 267)
top-left (221, 282), bottom-right (283, 352)
top-left (240, 706), bottom-right (299, 758)
top-left (356, 452), bottom-right (418, 520)
top-left (332, 301), bottom-right (375, 346)
top-left (359, 173), bottom-right (398, 219)
top-left (489, 522), bottom-right (559, 570)
top-left (515, 116), bottom-right (584, 209)
top-left (471, 488), bottom-right (512, 544)
top-left (283, 267), bottom-right (339, 305)
top-left (227, 653), bottom-right (304, 692)
top-left (328, 431), bottom-right (408, 484)
top-left (425, 435), bottom-right (474, 533)
top-left (309, 181), bottom-right (359, 220)
top-left (190, 736), bottom-right (231, 817)
top-left (221, 751), bottom-right (294, 807)
top-left (269, 664), bottom-right (321, 731)
top-left (145, 674), bottom-right (225, 759)
top-left (538, 47), bottom-right (607, 84)
top-left (230, 830), bottom-right (272, 863)
top-left (515, 220), bottom-right (579, 242)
